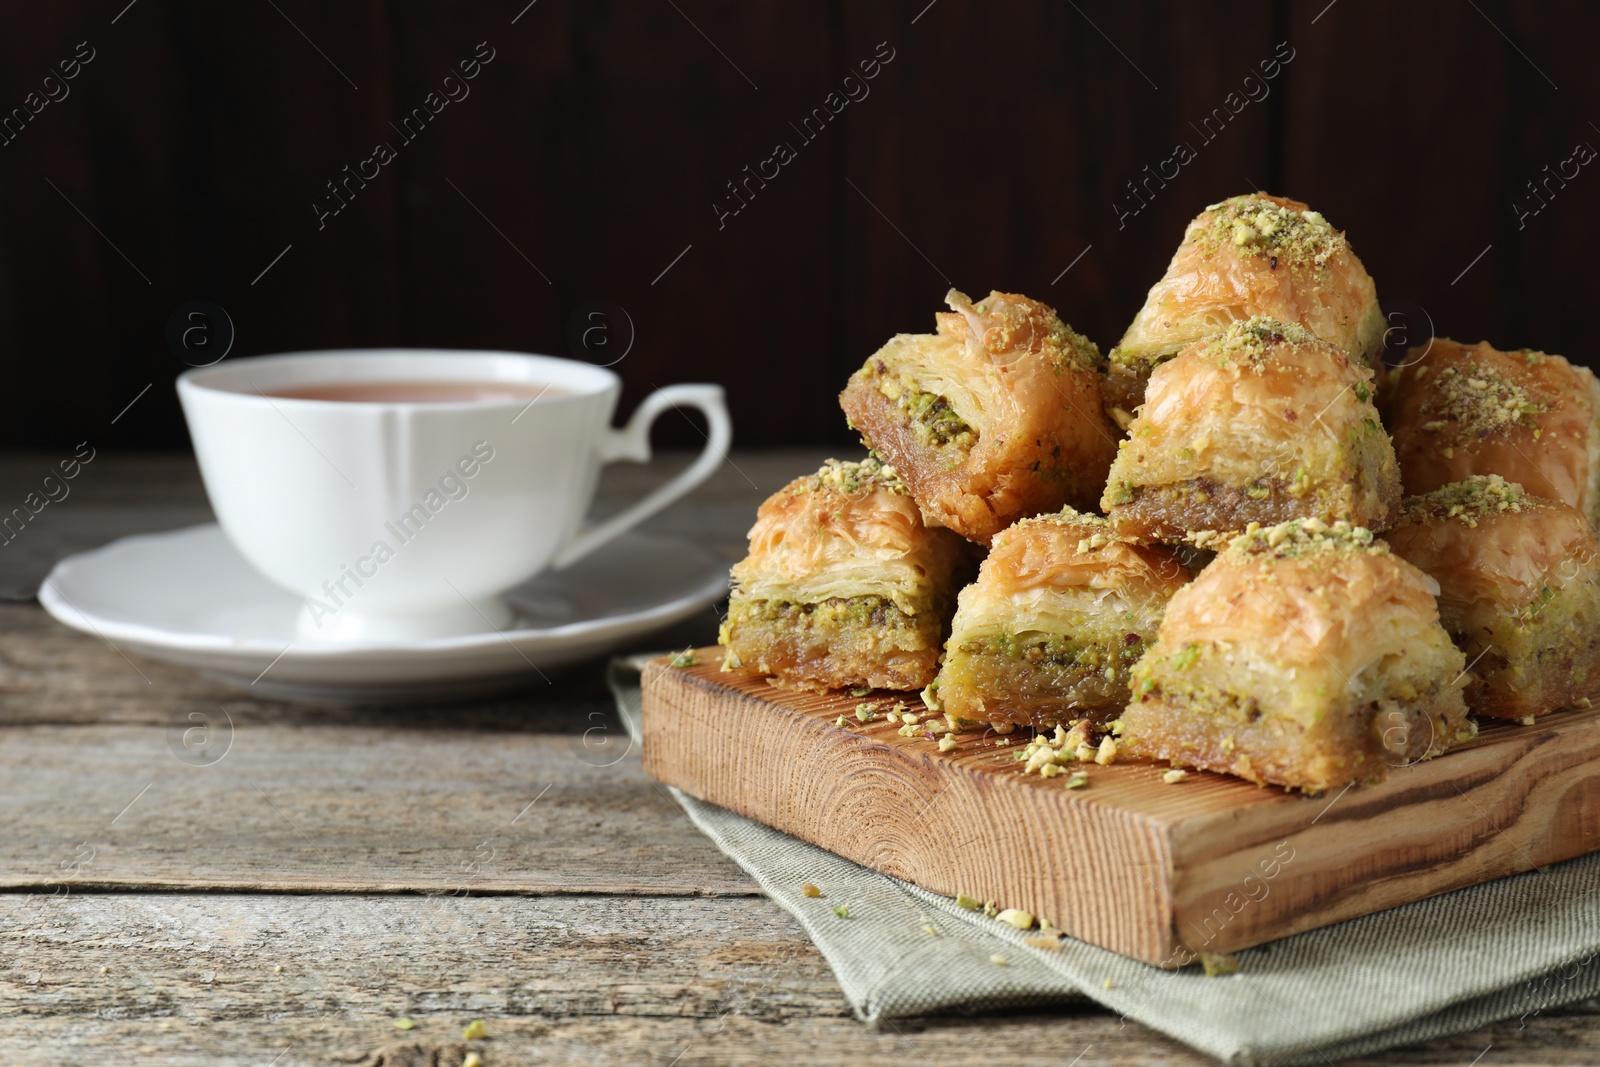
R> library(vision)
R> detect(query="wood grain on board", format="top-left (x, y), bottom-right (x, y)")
top-left (642, 651), bottom-right (1600, 965)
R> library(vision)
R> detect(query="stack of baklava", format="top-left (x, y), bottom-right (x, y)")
top-left (720, 191), bottom-right (1600, 792)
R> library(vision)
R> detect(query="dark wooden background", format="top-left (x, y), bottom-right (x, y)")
top-left (1, 0), bottom-right (1594, 450)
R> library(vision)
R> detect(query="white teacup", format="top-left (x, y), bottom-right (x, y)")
top-left (176, 349), bottom-right (731, 642)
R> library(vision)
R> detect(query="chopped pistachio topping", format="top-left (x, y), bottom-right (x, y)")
top-left (835, 714), bottom-right (850, 728)
top-left (1414, 362), bottom-right (1545, 443)
top-left (462, 1019), bottom-right (488, 1041)
top-left (922, 923), bottom-right (940, 937)
top-left (1197, 316), bottom-right (1324, 370)
top-left (668, 648), bottom-right (698, 668)
top-left (1095, 736), bottom-right (1119, 765)
top-left (464, 1053), bottom-right (483, 1067)
top-left (955, 893), bottom-right (982, 911)
top-left (800, 454), bottom-right (908, 496)
top-left (1162, 769), bottom-right (1189, 784)
top-left (1401, 474), bottom-right (1535, 528)
top-left (1200, 194), bottom-right (1345, 270)
top-left (991, 954), bottom-right (1010, 966)
top-left (1227, 517), bottom-right (1381, 563)
top-left (938, 734), bottom-right (959, 753)
top-left (802, 883), bottom-right (823, 898)
top-left (996, 908), bottom-right (1035, 930)
top-left (1102, 977), bottom-right (1116, 990)
top-left (393, 1017), bottom-right (417, 1031)
top-left (1065, 771), bottom-right (1090, 789)
top-left (1201, 952), bottom-right (1242, 977)
top-left (1007, 505), bottom-right (1112, 538)
top-left (833, 904), bottom-right (850, 918)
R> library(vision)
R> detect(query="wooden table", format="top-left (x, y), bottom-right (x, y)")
top-left (1, 453), bottom-right (1595, 1066)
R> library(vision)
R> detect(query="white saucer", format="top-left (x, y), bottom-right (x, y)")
top-left (38, 523), bottom-right (728, 702)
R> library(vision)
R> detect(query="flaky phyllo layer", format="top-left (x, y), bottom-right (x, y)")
top-left (935, 508), bottom-right (1190, 727)
top-left (723, 456), bottom-right (968, 690)
top-left (840, 289), bottom-right (1118, 544)
top-left (1104, 192), bottom-right (1385, 421)
top-left (1386, 475), bottom-right (1600, 718)
top-left (1102, 316), bottom-right (1400, 542)
top-left (1120, 519), bottom-right (1469, 792)
top-left (1387, 337), bottom-right (1600, 524)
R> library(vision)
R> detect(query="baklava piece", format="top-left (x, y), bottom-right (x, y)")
top-left (722, 457), bottom-right (970, 692)
top-left (1105, 192), bottom-right (1385, 425)
top-left (1119, 520), bottom-right (1470, 793)
top-left (1102, 317), bottom-right (1400, 543)
top-left (1385, 475), bottom-right (1600, 719)
top-left (839, 289), bottom-right (1119, 545)
top-left (933, 508), bottom-right (1191, 730)
top-left (1387, 338), bottom-right (1600, 523)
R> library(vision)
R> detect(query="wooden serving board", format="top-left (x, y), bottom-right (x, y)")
top-left (641, 651), bottom-right (1600, 966)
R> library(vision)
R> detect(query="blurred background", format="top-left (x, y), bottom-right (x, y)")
top-left (2, 0), bottom-right (1594, 451)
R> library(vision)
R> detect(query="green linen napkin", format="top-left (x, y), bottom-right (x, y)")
top-left (609, 655), bottom-right (1600, 1066)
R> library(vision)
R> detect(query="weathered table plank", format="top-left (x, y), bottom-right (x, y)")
top-left (0, 893), bottom-right (1594, 1066)
top-left (0, 715), bottom-right (760, 895)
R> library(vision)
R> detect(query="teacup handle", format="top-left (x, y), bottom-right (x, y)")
top-left (552, 383), bottom-right (732, 569)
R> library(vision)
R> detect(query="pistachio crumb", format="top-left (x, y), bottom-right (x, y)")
top-left (922, 923), bottom-right (939, 937)
top-left (833, 904), bottom-right (850, 919)
top-left (990, 954), bottom-right (1009, 967)
top-left (983, 901), bottom-right (999, 918)
top-left (801, 883), bottom-right (822, 898)
top-left (1024, 935), bottom-right (1063, 951)
top-left (1095, 736), bottom-right (1119, 765)
top-left (462, 1019), bottom-right (488, 1040)
top-left (1162, 769), bottom-right (1188, 784)
top-left (835, 714), bottom-right (850, 728)
top-left (996, 908), bottom-right (1035, 930)
top-left (1520, 715), bottom-right (1538, 726)
top-left (464, 1054), bottom-right (483, 1067)
top-left (668, 648), bottom-right (697, 668)
top-left (394, 1017), bottom-right (417, 1031)
top-left (955, 893), bottom-right (982, 910)
top-left (1102, 977), bottom-right (1116, 990)
top-left (1065, 771), bottom-right (1090, 789)
top-left (1201, 952), bottom-right (1242, 977)
top-left (938, 734), bottom-right (959, 753)
top-left (849, 686), bottom-right (872, 697)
